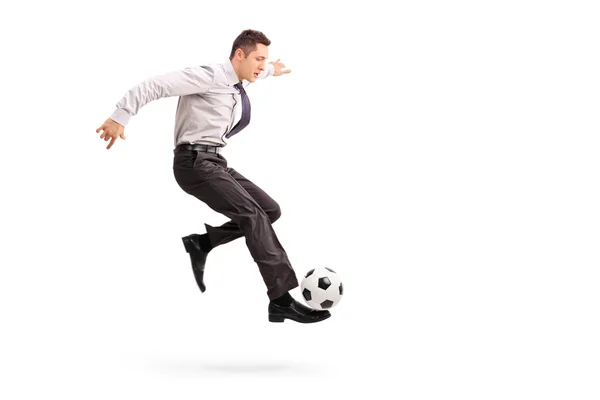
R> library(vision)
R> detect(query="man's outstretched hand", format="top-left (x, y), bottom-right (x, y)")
top-left (96, 118), bottom-right (126, 150)
top-left (269, 59), bottom-right (291, 76)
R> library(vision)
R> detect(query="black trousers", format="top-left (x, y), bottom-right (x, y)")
top-left (172, 147), bottom-right (299, 300)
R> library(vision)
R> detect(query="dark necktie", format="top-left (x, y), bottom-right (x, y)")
top-left (226, 82), bottom-right (251, 138)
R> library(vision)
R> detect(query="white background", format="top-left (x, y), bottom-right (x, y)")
top-left (1, 0), bottom-right (599, 398)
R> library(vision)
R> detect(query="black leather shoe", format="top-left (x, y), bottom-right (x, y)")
top-left (182, 234), bottom-right (209, 292)
top-left (268, 299), bottom-right (331, 323)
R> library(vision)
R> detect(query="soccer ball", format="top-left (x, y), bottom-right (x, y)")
top-left (300, 267), bottom-right (343, 310)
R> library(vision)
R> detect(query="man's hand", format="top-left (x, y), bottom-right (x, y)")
top-left (269, 59), bottom-right (291, 76)
top-left (96, 118), bottom-right (126, 150)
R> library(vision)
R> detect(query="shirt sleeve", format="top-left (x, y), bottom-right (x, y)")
top-left (242, 63), bottom-right (275, 88)
top-left (109, 65), bottom-right (216, 126)
top-left (259, 63), bottom-right (275, 79)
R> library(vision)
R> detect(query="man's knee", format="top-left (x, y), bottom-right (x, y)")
top-left (268, 203), bottom-right (282, 223)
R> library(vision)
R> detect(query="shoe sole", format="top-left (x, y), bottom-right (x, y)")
top-left (268, 313), bottom-right (331, 323)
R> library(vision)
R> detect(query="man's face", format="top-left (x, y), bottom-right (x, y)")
top-left (240, 43), bottom-right (268, 82)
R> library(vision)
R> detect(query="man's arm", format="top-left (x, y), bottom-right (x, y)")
top-left (96, 65), bottom-right (215, 150)
top-left (244, 60), bottom-right (290, 87)
top-left (110, 65), bottom-right (216, 126)
top-left (242, 63), bottom-right (274, 88)
top-left (257, 62), bottom-right (275, 80)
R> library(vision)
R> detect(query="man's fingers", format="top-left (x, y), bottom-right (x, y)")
top-left (96, 121), bottom-right (124, 149)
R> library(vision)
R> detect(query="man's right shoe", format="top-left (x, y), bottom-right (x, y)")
top-left (268, 299), bottom-right (331, 323)
top-left (182, 234), bottom-right (208, 292)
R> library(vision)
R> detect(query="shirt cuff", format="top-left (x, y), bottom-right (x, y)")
top-left (109, 108), bottom-right (132, 126)
top-left (266, 63), bottom-right (275, 77)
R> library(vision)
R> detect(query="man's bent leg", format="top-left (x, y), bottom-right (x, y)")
top-left (205, 167), bottom-right (282, 249)
top-left (174, 153), bottom-right (298, 300)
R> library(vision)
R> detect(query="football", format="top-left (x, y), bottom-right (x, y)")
top-left (300, 267), bottom-right (343, 310)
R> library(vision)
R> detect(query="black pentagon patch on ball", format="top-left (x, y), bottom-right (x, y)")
top-left (318, 277), bottom-right (331, 290)
top-left (321, 300), bottom-right (334, 309)
top-left (305, 269), bottom-right (315, 278)
top-left (325, 267), bottom-right (336, 273)
top-left (339, 282), bottom-right (343, 295)
top-left (302, 288), bottom-right (312, 301)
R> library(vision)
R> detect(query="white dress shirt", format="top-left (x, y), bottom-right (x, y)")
top-left (109, 59), bottom-right (275, 147)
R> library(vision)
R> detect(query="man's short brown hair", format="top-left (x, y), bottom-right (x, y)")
top-left (229, 29), bottom-right (271, 60)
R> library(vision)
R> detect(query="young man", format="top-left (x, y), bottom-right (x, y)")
top-left (95, 29), bottom-right (330, 324)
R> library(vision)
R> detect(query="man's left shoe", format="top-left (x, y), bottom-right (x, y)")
top-left (182, 234), bottom-right (209, 292)
top-left (268, 299), bottom-right (331, 323)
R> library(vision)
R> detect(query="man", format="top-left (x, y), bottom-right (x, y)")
top-left (95, 29), bottom-right (330, 324)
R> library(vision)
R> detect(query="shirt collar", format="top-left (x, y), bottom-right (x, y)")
top-left (224, 58), bottom-right (242, 87)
